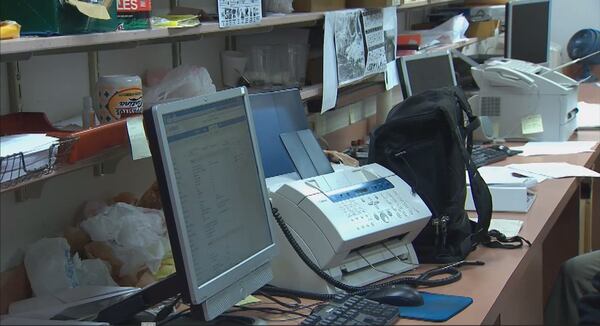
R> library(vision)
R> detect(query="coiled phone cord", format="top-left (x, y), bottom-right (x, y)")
top-left (270, 207), bottom-right (484, 295)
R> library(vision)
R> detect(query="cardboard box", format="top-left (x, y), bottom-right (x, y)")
top-left (117, 0), bottom-right (151, 30)
top-left (346, 0), bottom-right (401, 8)
top-left (0, 0), bottom-right (118, 35)
top-left (293, 0), bottom-right (345, 12)
top-left (466, 19), bottom-right (499, 38)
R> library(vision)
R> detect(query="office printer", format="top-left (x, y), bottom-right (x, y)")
top-left (267, 164), bottom-right (431, 294)
top-left (470, 58), bottom-right (579, 141)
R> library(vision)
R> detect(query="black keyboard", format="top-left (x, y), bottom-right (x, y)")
top-left (471, 146), bottom-right (509, 168)
top-left (301, 294), bottom-right (399, 326)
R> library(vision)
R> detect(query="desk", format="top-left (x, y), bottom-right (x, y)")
top-left (231, 131), bottom-right (599, 325)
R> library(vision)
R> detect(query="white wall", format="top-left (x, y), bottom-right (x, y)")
top-left (550, 0), bottom-right (600, 63)
top-left (0, 0), bottom-right (225, 272)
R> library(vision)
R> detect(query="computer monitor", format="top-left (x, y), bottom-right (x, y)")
top-left (397, 50), bottom-right (458, 98)
top-left (144, 87), bottom-right (277, 321)
top-left (505, 0), bottom-right (551, 65)
top-left (248, 89), bottom-right (309, 178)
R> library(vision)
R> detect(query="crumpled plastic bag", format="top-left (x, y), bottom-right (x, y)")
top-left (263, 0), bottom-right (293, 14)
top-left (80, 203), bottom-right (170, 277)
top-left (144, 65), bottom-right (216, 106)
top-left (23, 238), bottom-right (120, 297)
top-left (73, 256), bottom-right (117, 287)
top-left (24, 238), bottom-right (79, 297)
top-left (421, 14), bottom-right (470, 47)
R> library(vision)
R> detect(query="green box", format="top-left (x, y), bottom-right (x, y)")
top-left (0, 0), bottom-right (118, 35)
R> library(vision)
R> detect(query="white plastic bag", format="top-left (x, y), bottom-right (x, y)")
top-left (263, 0), bottom-right (293, 14)
top-left (80, 203), bottom-right (169, 276)
top-left (144, 65), bottom-right (216, 106)
top-left (421, 14), bottom-right (470, 47)
top-left (24, 238), bottom-right (79, 297)
top-left (73, 255), bottom-right (118, 287)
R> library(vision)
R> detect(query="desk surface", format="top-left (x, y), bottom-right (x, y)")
top-left (235, 131), bottom-right (600, 325)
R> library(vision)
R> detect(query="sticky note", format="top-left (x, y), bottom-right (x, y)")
top-left (126, 116), bottom-right (152, 160)
top-left (236, 295), bottom-right (261, 306)
top-left (521, 114), bottom-right (544, 135)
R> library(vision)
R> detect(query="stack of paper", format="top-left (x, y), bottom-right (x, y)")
top-left (506, 162), bottom-right (600, 182)
top-left (511, 141), bottom-right (597, 157)
top-left (469, 218), bottom-right (524, 238)
top-left (0, 134), bottom-right (59, 183)
top-left (468, 166), bottom-right (538, 187)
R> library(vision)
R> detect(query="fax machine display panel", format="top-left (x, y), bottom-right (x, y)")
top-left (319, 178), bottom-right (425, 233)
top-left (163, 97), bottom-right (272, 287)
top-left (327, 179), bottom-right (394, 203)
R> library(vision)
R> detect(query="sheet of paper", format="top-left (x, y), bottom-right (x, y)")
top-left (468, 166), bottom-right (538, 187)
top-left (521, 114), bottom-right (544, 135)
top-left (363, 9), bottom-right (387, 76)
top-left (577, 101), bottom-right (600, 129)
top-left (511, 141), bottom-right (597, 157)
top-left (126, 116), bottom-right (152, 161)
top-left (217, 0), bottom-right (262, 28)
top-left (506, 162), bottom-right (600, 180)
top-left (0, 134), bottom-right (58, 157)
top-left (383, 7), bottom-right (399, 90)
top-left (236, 295), bottom-right (261, 306)
top-left (470, 218), bottom-right (524, 238)
top-left (321, 12), bottom-right (339, 114)
top-left (335, 9), bottom-right (366, 86)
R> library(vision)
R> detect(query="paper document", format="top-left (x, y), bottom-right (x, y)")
top-left (383, 7), bottom-right (399, 90)
top-left (335, 9), bottom-right (366, 86)
top-left (511, 141), bottom-right (597, 157)
top-left (217, 0), bottom-right (262, 28)
top-left (469, 218), bottom-right (523, 238)
top-left (469, 166), bottom-right (537, 187)
top-left (1, 134), bottom-right (59, 183)
top-left (506, 163), bottom-right (600, 180)
top-left (363, 9), bottom-right (387, 76)
top-left (126, 116), bottom-right (152, 160)
top-left (321, 12), bottom-right (340, 113)
top-left (577, 101), bottom-right (600, 130)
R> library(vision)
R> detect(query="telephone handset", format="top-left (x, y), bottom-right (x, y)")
top-left (483, 66), bottom-right (537, 89)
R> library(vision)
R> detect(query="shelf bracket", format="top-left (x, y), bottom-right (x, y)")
top-left (14, 181), bottom-right (46, 202)
top-left (93, 155), bottom-right (122, 177)
top-left (7, 61), bottom-right (23, 113)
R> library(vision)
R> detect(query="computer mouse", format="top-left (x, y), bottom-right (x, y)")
top-left (365, 285), bottom-right (424, 307)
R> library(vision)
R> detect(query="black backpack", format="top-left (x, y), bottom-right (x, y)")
top-left (368, 87), bottom-right (494, 263)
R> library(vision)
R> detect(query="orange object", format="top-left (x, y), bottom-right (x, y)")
top-left (0, 112), bottom-right (128, 163)
top-left (397, 34), bottom-right (422, 46)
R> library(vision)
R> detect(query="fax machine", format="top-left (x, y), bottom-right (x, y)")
top-left (267, 164), bottom-right (431, 294)
top-left (470, 58), bottom-right (579, 141)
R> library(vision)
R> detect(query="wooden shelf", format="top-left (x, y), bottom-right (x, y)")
top-left (0, 12), bottom-right (325, 61)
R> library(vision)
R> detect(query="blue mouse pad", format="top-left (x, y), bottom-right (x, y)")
top-left (398, 292), bottom-right (473, 322)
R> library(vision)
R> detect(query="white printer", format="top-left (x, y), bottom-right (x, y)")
top-left (470, 58), bottom-right (580, 141)
top-left (267, 164), bottom-right (431, 294)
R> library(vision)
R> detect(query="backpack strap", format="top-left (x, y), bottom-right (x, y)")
top-left (451, 88), bottom-right (530, 249)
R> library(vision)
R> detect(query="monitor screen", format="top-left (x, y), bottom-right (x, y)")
top-left (506, 0), bottom-right (550, 64)
top-left (249, 89), bottom-right (309, 178)
top-left (401, 51), bottom-right (457, 97)
top-left (146, 89), bottom-right (276, 321)
top-left (161, 95), bottom-right (273, 287)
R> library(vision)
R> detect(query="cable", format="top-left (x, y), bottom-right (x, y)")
top-left (256, 291), bottom-right (301, 309)
top-left (157, 308), bottom-right (190, 326)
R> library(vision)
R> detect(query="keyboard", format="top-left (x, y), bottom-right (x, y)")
top-left (471, 146), bottom-right (509, 168)
top-left (301, 294), bottom-right (399, 326)
top-left (499, 60), bottom-right (542, 74)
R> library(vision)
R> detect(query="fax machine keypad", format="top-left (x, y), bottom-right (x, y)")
top-left (338, 190), bottom-right (414, 231)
